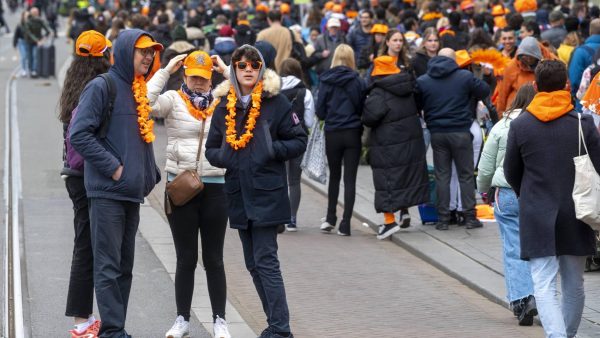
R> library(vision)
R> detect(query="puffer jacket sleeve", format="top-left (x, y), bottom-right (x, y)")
top-left (272, 102), bottom-right (308, 161)
top-left (362, 87), bottom-right (387, 128)
top-left (70, 78), bottom-right (121, 178)
top-left (477, 124), bottom-right (501, 193)
top-left (147, 68), bottom-right (174, 119)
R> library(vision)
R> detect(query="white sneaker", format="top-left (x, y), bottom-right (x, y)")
top-left (320, 221), bottom-right (334, 232)
top-left (213, 316), bottom-right (231, 338)
top-left (165, 315), bottom-right (190, 338)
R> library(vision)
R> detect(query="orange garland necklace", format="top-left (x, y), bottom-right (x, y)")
top-left (132, 75), bottom-right (155, 143)
top-left (224, 82), bottom-right (263, 150)
top-left (177, 89), bottom-right (216, 120)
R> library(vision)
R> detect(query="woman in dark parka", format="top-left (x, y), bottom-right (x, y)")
top-left (363, 55), bottom-right (429, 240)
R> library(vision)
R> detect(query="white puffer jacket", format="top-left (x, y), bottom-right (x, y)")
top-left (147, 68), bottom-right (225, 178)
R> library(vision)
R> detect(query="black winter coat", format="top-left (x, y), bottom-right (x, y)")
top-left (363, 72), bottom-right (429, 212)
top-left (316, 66), bottom-right (366, 132)
top-left (205, 69), bottom-right (308, 229)
top-left (504, 111), bottom-right (599, 259)
top-left (410, 51), bottom-right (431, 78)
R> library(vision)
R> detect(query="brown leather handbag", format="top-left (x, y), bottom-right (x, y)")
top-left (166, 119), bottom-right (206, 209)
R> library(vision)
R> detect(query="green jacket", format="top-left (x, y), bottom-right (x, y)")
top-left (477, 109), bottom-right (522, 193)
top-left (25, 16), bottom-right (51, 43)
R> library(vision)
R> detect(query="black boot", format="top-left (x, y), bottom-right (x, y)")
top-left (518, 295), bottom-right (538, 326)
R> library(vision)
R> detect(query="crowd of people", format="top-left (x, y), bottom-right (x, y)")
top-left (29, 0), bottom-right (600, 337)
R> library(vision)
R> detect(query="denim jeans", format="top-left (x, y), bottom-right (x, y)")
top-left (26, 43), bottom-right (38, 74)
top-left (493, 188), bottom-right (534, 302)
top-left (17, 39), bottom-right (29, 74)
top-left (530, 255), bottom-right (587, 338)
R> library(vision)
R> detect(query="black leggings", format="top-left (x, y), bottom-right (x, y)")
top-left (166, 183), bottom-right (229, 321)
top-left (325, 128), bottom-right (362, 233)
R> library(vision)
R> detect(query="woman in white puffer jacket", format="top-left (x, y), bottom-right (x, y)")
top-left (146, 51), bottom-right (232, 338)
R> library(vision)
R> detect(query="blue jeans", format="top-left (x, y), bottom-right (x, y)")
top-left (17, 39), bottom-right (29, 73)
top-left (494, 188), bottom-right (534, 302)
top-left (530, 255), bottom-right (586, 338)
top-left (26, 43), bottom-right (38, 74)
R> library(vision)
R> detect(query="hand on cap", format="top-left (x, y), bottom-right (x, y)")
top-left (165, 54), bottom-right (187, 75)
top-left (211, 55), bottom-right (227, 74)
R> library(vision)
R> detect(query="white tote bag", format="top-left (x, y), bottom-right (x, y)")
top-left (301, 123), bottom-right (328, 184)
top-left (572, 113), bottom-right (600, 231)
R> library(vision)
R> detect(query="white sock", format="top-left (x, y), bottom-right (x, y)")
top-left (87, 315), bottom-right (96, 324)
top-left (74, 321), bottom-right (91, 333)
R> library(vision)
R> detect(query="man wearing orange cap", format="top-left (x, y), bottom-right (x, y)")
top-left (70, 29), bottom-right (164, 338)
top-left (347, 9), bottom-right (373, 64)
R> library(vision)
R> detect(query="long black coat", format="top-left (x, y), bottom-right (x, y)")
top-left (504, 111), bottom-right (600, 259)
top-left (205, 69), bottom-right (307, 229)
top-left (362, 72), bottom-right (429, 213)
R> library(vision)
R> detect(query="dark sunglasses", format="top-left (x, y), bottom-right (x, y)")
top-left (235, 60), bottom-right (262, 70)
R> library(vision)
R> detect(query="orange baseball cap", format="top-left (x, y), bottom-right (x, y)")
top-left (256, 3), bottom-right (269, 13)
top-left (134, 35), bottom-right (164, 51)
top-left (76, 30), bottom-right (112, 57)
top-left (371, 55), bottom-right (400, 76)
top-left (324, 1), bottom-right (334, 10)
top-left (280, 3), bottom-right (290, 14)
top-left (370, 23), bottom-right (389, 35)
top-left (460, 0), bottom-right (474, 10)
top-left (332, 4), bottom-right (343, 13)
top-left (183, 51), bottom-right (213, 79)
top-left (455, 50), bottom-right (472, 68)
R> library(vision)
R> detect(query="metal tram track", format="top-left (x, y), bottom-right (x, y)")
top-left (3, 68), bottom-right (24, 338)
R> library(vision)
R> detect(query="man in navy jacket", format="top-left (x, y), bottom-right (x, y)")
top-left (415, 48), bottom-right (490, 230)
top-left (70, 29), bottom-right (163, 337)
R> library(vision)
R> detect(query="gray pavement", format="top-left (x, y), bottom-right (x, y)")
top-left (303, 163), bottom-right (600, 337)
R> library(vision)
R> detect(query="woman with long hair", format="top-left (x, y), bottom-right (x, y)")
top-left (13, 9), bottom-right (30, 77)
top-left (279, 58), bottom-right (316, 232)
top-left (58, 30), bottom-right (111, 338)
top-left (145, 51), bottom-right (231, 338)
top-left (378, 28), bottom-right (411, 69)
top-left (317, 44), bottom-right (367, 236)
top-left (411, 27), bottom-right (440, 77)
top-left (477, 84), bottom-right (538, 325)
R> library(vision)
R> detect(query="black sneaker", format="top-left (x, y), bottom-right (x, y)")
top-left (399, 209), bottom-right (411, 228)
top-left (449, 210), bottom-right (458, 225)
top-left (518, 295), bottom-right (538, 326)
top-left (457, 211), bottom-right (466, 226)
top-left (259, 327), bottom-right (272, 338)
top-left (285, 223), bottom-right (297, 232)
top-left (465, 218), bottom-right (483, 229)
top-left (377, 222), bottom-right (400, 240)
top-left (277, 224), bottom-right (285, 234)
top-left (435, 221), bottom-right (449, 231)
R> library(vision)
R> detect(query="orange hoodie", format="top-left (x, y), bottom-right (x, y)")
top-left (526, 90), bottom-right (574, 122)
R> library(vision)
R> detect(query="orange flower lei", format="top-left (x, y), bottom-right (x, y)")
top-left (224, 82), bottom-right (263, 150)
top-left (132, 75), bottom-right (155, 143)
top-left (177, 89), bottom-right (217, 121)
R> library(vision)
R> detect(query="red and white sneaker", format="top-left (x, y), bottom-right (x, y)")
top-left (69, 320), bottom-right (101, 338)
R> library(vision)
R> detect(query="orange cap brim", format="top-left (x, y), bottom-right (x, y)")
top-left (135, 35), bottom-right (164, 51)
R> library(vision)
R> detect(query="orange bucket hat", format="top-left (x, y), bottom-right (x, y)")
top-left (455, 50), bottom-right (472, 68)
top-left (371, 56), bottom-right (400, 77)
top-left (256, 3), bottom-right (269, 13)
top-left (183, 51), bottom-right (213, 79)
top-left (76, 30), bottom-right (112, 57)
top-left (370, 23), bottom-right (389, 35)
top-left (280, 3), bottom-right (290, 14)
top-left (134, 35), bottom-right (164, 51)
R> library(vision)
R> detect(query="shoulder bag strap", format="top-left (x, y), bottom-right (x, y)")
top-left (195, 119), bottom-right (207, 172)
top-left (578, 113), bottom-right (589, 157)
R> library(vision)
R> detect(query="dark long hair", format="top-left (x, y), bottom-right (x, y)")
top-left (279, 58), bottom-right (307, 86)
top-left (504, 83), bottom-right (535, 121)
top-left (58, 54), bottom-right (111, 124)
top-left (378, 29), bottom-right (410, 68)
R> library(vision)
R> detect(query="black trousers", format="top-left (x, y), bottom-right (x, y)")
top-left (166, 183), bottom-right (228, 322)
top-left (325, 128), bottom-right (362, 233)
top-left (431, 132), bottom-right (476, 221)
top-left (64, 176), bottom-right (94, 318)
top-left (89, 198), bottom-right (139, 338)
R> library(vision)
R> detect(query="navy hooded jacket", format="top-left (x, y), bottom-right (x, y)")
top-left (415, 56), bottom-right (489, 133)
top-left (316, 66), bottom-right (367, 132)
top-left (70, 29), bottom-right (161, 203)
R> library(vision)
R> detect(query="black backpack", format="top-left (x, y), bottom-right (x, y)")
top-left (282, 85), bottom-right (307, 131)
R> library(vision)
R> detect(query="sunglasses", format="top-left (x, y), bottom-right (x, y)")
top-left (137, 48), bottom-right (156, 58)
top-left (235, 60), bottom-right (262, 70)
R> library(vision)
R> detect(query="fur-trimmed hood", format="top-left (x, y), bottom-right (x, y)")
top-left (213, 68), bottom-right (281, 99)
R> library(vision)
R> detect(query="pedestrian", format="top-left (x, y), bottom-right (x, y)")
top-left (415, 48), bottom-right (490, 231)
top-left (279, 57), bottom-right (316, 232)
top-left (58, 30), bottom-right (112, 338)
top-left (24, 6), bottom-right (52, 78)
top-left (504, 60), bottom-right (600, 338)
top-left (362, 55), bottom-right (429, 240)
top-left (477, 84), bottom-right (538, 326)
top-left (160, 25), bottom-right (197, 92)
top-left (256, 10), bottom-right (293, 72)
top-left (357, 23), bottom-right (387, 71)
top-left (205, 45), bottom-right (307, 338)
top-left (316, 44), bottom-right (366, 236)
top-left (13, 9), bottom-right (30, 78)
top-left (70, 29), bottom-right (164, 338)
top-left (146, 50), bottom-right (231, 338)
top-left (569, 18), bottom-right (600, 104)
top-left (313, 18), bottom-right (347, 75)
top-left (411, 27), bottom-right (440, 78)
top-left (346, 9), bottom-right (373, 64)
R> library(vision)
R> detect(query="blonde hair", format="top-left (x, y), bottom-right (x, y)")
top-left (330, 44), bottom-right (356, 70)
